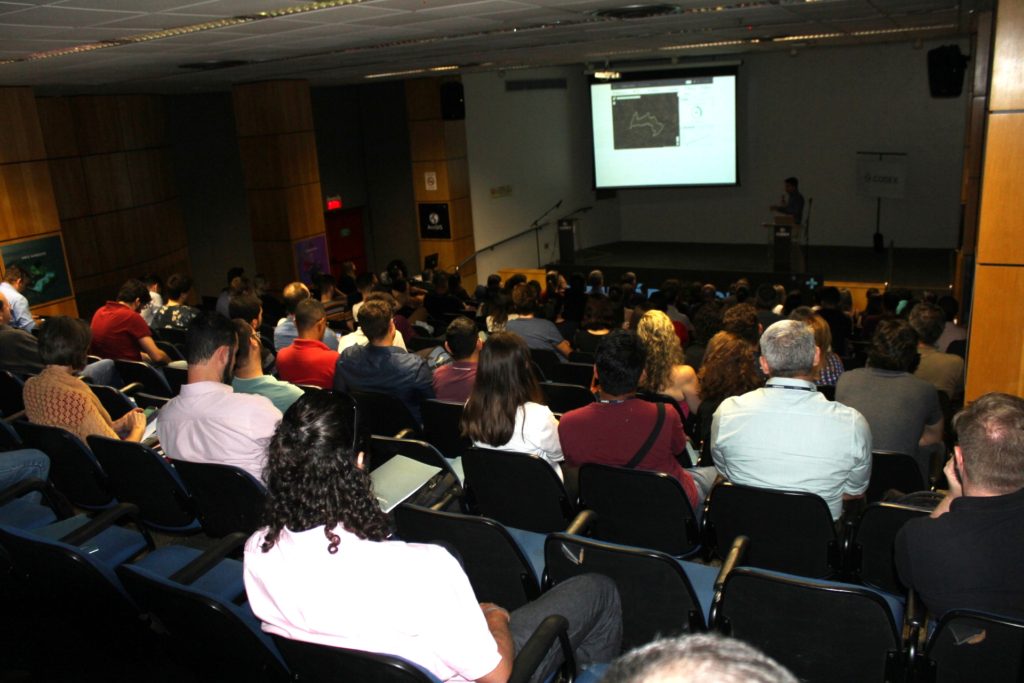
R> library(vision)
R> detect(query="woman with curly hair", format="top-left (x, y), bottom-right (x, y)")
top-left (788, 306), bottom-right (845, 386)
top-left (635, 310), bottom-right (700, 412)
top-left (461, 332), bottom-right (565, 477)
top-left (244, 390), bottom-right (622, 682)
top-left (694, 331), bottom-right (764, 459)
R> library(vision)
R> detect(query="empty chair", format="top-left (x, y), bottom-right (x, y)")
top-left (88, 384), bottom-right (137, 420)
top-left (87, 435), bottom-right (200, 534)
top-left (544, 533), bottom-right (715, 650)
top-left (348, 389), bottom-right (420, 437)
top-left (0, 369), bottom-right (26, 419)
top-left (704, 482), bottom-right (840, 578)
top-left (171, 459), bottom-right (266, 537)
top-left (394, 504), bottom-right (542, 610)
top-left (540, 382), bottom-right (595, 414)
top-left (13, 421), bottom-right (115, 510)
top-left (118, 532), bottom-right (289, 683)
top-left (915, 610), bottom-right (1024, 682)
top-left (867, 450), bottom-right (927, 502)
top-left (114, 359), bottom-right (174, 397)
top-left (0, 478), bottom-right (72, 532)
top-left (578, 463), bottom-right (700, 557)
top-left (529, 348), bottom-right (562, 381)
top-left (712, 567), bottom-right (905, 683)
top-left (847, 501), bottom-right (930, 595)
top-left (462, 447), bottom-right (591, 534)
top-left (421, 399), bottom-right (470, 460)
top-left (547, 361), bottom-right (594, 388)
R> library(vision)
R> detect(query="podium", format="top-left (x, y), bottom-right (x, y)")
top-left (762, 217), bottom-right (802, 273)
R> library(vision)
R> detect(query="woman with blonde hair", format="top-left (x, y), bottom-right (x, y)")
top-left (635, 310), bottom-right (700, 412)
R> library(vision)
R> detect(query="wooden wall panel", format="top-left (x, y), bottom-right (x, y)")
top-left (0, 87), bottom-right (45, 163)
top-left (237, 132), bottom-right (320, 190)
top-left (409, 121), bottom-right (445, 162)
top-left (81, 152), bottom-right (133, 215)
top-left (233, 81), bottom-right (314, 137)
top-left (405, 79), bottom-right (441, 121)
top-left (0, 161), bottom-right (60, 241)
top-left (975, 114), bottom-right (1024, 265)
top-left (990, 0), bottom-right (1024, 110)
top-left (47, 158), bottom-right (90, 221)
top-left (70, 97), bottom-right (122, 156)
top-left (117, 95), bottom-right (165, 149)
top-left (443, 120), bottom-right (467, 159)
top-left (251, 240), bottom-right (296, 289)
top-left (966, 265), bottom-right (1024, 399)
top-left (35, 97), bottom-right (80, 158)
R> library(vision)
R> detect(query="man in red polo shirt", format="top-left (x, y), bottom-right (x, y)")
top-left (276, 298), bottom-right (337, 389)
top-left (90, 279), bottom-right (171, 364)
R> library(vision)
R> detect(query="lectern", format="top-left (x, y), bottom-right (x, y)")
top-left (763, 216), bottom-right (801, 273)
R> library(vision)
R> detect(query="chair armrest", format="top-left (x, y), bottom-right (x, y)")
top-left (509, 614), bottom-right (574, 683)
top-left (170, 531), bottom-right (248, 585)
top-left (565, 508), bottom-right (596, 536)
top-left (59, 503), bottom-right (154, 552)
top-left (119, 382), bottom-right (145, 396)
top-left (395, 427), bottom-right (417, 439)
top-left (0, 477), bottom-right (74, 519)
top-left (2, 410), bottom-right (27, 423)
top-left (905, 589), bottom-right (928, 663)
top-left (708, 535), bottom-right (749, 631)
top-left (0, 478), bottom-right (49, 507)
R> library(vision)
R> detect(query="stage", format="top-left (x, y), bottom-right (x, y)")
top-left (569, 241), bottom-right (955, 292)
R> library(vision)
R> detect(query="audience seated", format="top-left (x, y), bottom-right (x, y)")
top-left (158, 312), bottom-right (281, 482)
top-left (814, 286), bottom-right (852, 357)
top-left (788, 307), bottom-right (844, 386)
top-left (754, 283), bottom-right (783, 332)
top-left (140, 273), bottom-right (163, 326)
top-left (150, 273), bottom-right (200, 331)
top-left (573, 295), bottom-right (615, 354)
top-left (432, 317), bottom-right (481, 403)
top-left (0, 448), bottom-right (50, 495)
top-left (424, 270), bottom-right (466, 321)
top-left (349, 272), bottom-right (377, 321)
top-left (23, 316), bottom-right (146, 443)
top-left (333, 298), bottom-right (433, 422)
top-left (274, 281), bottom-right (340, 352)
top-left (89, 279), bottom-right (171, 364)
top-left (229, 291), bottom-right (276, 374)
top-left (0, 264), bottom-right (36, 332)
top-left (505, 283), bottom-right (572, 360)
top-left (276, 299), bottom-right (337, 390)
top-left (338, 292), bottom-right (408, 351)
top-left (461, 332), bottom-right (564, 476)
top-left (694, 331), bottom-right (764, 449)
top-left (231, 320), bottom-right (303, 414)
top-left (559, 330), bottom-right (717, 511)
top-left (0, 290), bottom-right (44, 377)
top-left (602, 634), bottom-right (796, 683)
top-left (244, 391), bottom-right (622, 682)
top-left (896, 393), bottom-right (1024, 619)
top-left (909, 302), bottom-right (965, 401)
top-left (711, 320), bottom-right (871, 521)
top-left (835, 319), bottom-right (943, 478)
top-left (215, 266), bottom-right (245, 319)
top-left (683, 300), bottom-right (723, 372)
top-left (635, 310), bottom-right (699, 410)
top-left (316, 273), bottom-right (349, 322)
top-left (935, 295), bottom-right (967, 353)
top-left (720, 303), bottom-right (761, 346)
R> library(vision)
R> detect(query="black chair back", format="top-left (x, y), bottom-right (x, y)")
top-left (713, 567), bottom-right (903, 683)
top-left (370, 436), bottom-right (458, 478)
top-left (705, 482), bottom-right (838, 578)
top-left (867, 450), bottom-right (926, 502)
top-left (114, 360), bottom-right (173, 398)
top-left (271, 636), bottom-right (435, 683)
top-left (0, 369), bottom-right (25, 418)
top-left (817, 384), bottom-right (836, 401)
top-left (849, 502), bottom-right (929, 595)
top-left (88, 384), bottom-right (136, 420)
top-left (529, 348), bottom-right (562, 381)
top-left (171, 460), bottom-right (266, 537)
top-left (407, 335), bottom-right (443, 352)
top-left (0, 420), bottom-right (23, 451)
top-left (579, 463), bottom-right (699, 557)
top-left (348, 389), bottom-right (420, 436)
top-left (164, 365), bottom-right (188, 396)
top-left (394, 504), bottom-right (540, 610)
top-left (545, 533), bottom-right (706, 650)
top-left (88, 435), bottom-right (198, 533)
top-left (13, 421), bottom-right (114, 509)
top-left (154, 327), bottom-right (188, 348)
top-left (568, 350), bottom-right (594, 364)
top-left (636, 391), bottom-right (687, 424)
top-left (462, 447), bottom-right (576, 533)
top-left (547, 362), bottom-right (594, 387)
top-left (155, 340), bottom-right (185, 362)
top-left (923, 610), bottom-right (1024, 682)
top-left (421, 399), bottom-right (470, 460)
top-left (945, 339), bottom-right (966, 359)
top-left (540, 382), bottom-right (595, 414)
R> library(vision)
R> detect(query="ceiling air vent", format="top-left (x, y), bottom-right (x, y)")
top-left (592, 4), bottom-right (681, 20)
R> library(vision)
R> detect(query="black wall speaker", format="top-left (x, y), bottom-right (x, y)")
top-left (927, 45), bottom-right (969, 98)
top-left (440, 82), bottom-right (465, 120)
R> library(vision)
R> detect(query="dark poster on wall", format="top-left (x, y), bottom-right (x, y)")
top-left (418, 203), bottom-right (451, 239)
top-left (0, 234), bottom-right (74, 306)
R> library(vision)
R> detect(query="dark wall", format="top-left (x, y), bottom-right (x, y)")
top-left (312, 82), bottom-right (418, 275)
top-left (165, 93), bottom-right (254, 299)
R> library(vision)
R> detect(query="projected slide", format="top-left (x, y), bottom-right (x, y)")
top-left (613, 93), bottom-right (680, 149)
top-left (592, 73), bottom-right (737, 188)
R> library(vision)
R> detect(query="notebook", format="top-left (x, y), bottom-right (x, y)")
top-left (370, 455), bottom-right (442, 513)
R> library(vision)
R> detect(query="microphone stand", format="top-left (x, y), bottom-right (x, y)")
top-left (531, 199), bottom-right (563, 268)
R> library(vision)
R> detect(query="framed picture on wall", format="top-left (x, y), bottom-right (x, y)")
top-left (0, 233), bottom-right (74, 306)
top-left (418, 203), bottom-right (451, 240)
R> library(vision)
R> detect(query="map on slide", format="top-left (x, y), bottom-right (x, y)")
top-left (612, 93), bottom-right (680, 150)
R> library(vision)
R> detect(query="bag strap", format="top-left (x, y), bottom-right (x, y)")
top-left (625, 402), bottom-right (665, 469)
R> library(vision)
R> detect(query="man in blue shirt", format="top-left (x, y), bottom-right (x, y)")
top-left (769, 177), bottom-right (805, 225)
top-left (0, 265), bottom-right (35, 332)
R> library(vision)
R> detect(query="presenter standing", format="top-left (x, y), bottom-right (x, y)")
top-left (769, 177), bottom-right (805, 225)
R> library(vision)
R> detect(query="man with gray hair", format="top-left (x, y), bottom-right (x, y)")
top-left (602, 634), bottom-right (796, 683)
top-left (711, 319), bottom-right (871, 520)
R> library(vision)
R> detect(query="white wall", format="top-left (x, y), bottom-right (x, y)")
top-left (463, 39), bottom-right (969, 264)
top-left (463, 67), bottom-right (620, 278)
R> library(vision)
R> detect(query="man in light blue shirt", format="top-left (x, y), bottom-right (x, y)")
top-left (273, 281), bottom-right (339, 352)
top-left (231, 320), bottom-right (304, 414)
top-left (711, 319), bottom-right (871, 520)
top-left (1, 265), bottom-right (35, 332)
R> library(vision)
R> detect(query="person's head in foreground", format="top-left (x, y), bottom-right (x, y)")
top-left (952, 392), bottom-right (1024, 497)
top-left (602, 634), bottom-right (797, 683)
top-left (260, 390), bottom-right (386, 554)
top-left (759, 319), bottom-right (818, 379)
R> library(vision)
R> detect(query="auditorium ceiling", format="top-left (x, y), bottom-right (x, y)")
top-left (0, 0), bottom-right (984, 92)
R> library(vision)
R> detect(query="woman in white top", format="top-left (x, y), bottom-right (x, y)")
top-left (461, 331), bottom-right (564, 477)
